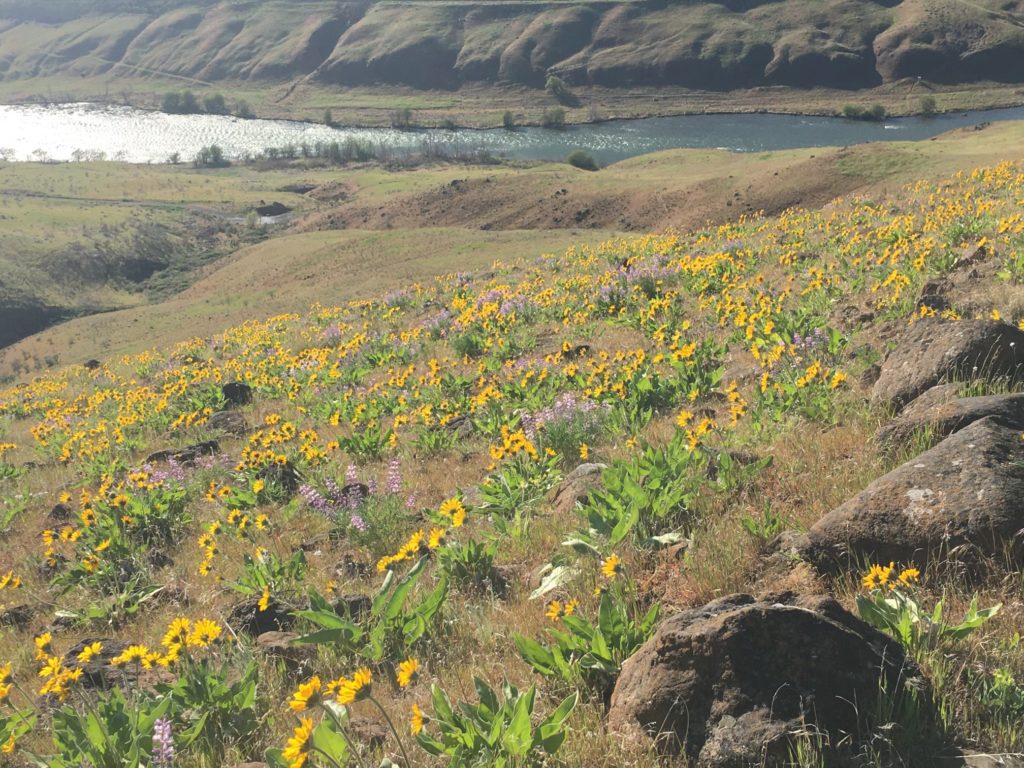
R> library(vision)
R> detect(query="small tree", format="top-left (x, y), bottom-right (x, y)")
top-left (194, 144), bottom-right (229, 168)
top-left (167, 151), bottom-right (181, 165)
top-left (919, 95), bottom-right (937, 117)
top-left (236, 100), bottom-right (255, 119)
top-left (502, 110), bottom-right (517, 130)
top-left (866, 103), bottom-right (887, 121)
top-left (180, 91), bottom-right (200, 114)
top-left (161, 92), bottom-right (182, 114)
top-left (390, 107), bottom-right (414, 129)
top-left (541, 107), bottom-right (566, 130)
top-left (545, 74), bottom-right (573, 104)
top-left (323, 109), bottom-right (334, 127)
top-left (203, 93), bottom-right (228, 114)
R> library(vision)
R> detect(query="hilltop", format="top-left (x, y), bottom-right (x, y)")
top-left (3, 0), bottom-right (1024, 122)
top-left (0, 121), bottom-right (1022, 765)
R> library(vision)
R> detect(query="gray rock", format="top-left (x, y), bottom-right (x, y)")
top-left (546, 462), bottom-right (606, 515)
top-left (876, 385), bottom-right (1024, 450)
top-left (871, 319), bottom-right (1024, 413)
top-left (804, 416), bottom-right (1024, 571)
top-left (607, 592), bottom-right (918, 765)
top-left (208, 410), bottom-right (250, 436)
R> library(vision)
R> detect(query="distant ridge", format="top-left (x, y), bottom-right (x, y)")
top-left (2, 0), bottom-right (1024, 92)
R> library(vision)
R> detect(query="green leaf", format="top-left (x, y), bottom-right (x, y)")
top-left (311, 720), bottom-right (349, 761)
top-left (432, 683), bottom-right (455, 722)
top-left (293, 608), bottom-right (348, 630)
top-left (384, 555), bottom-right (429, 620)
top-left (502, 687), bottom-right (534, 756)
top-left (543, 690), bottom-right (578, 730)
top-left (515, 635), bottom-right (556, 676)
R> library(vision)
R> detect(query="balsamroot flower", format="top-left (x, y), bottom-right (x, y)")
top-left (289, 676), bottom-right (322, 712)
top-left (396, 657), bottom-right (420, 688)
top-left (282, 717), bottom-right (313, 768)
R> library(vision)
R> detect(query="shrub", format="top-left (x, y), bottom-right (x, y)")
top-left (161, 91), bottom-right (181, 113)
top-left (919, 95), bottom-right (937, 117)
top-left (502, 110), bottom-right (517, 130)
top-left (202, 93), bottom-right (228, 115)
top-left (235, 100), bottom-right (254, 119)
top-left (161, 90), bottom-right (200, 114)
top-left (391, 107), bottom-right (414, 129)
top-left (193, 145), bottom-right (229, 168)
top-left (180, 90), bottom-right (199, 114)
top-left (567, 149), bottom-right (598, 171)
top-left (866, 103), bottom-right (887, 121)
top-left (841, 103), bottom-right (887, 122)
top-left (323, 109), bottom-right (333, 127)
top-left (541, 107), bottom-right (566, 130)
top-left (545, 74), bottom-right (573, 103)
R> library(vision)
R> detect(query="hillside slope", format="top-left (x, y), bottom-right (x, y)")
top-left (3, 0), bottom-right (1024, 95)
top-left (0, 146), bottom-right (1023, 767)
top-left (3, 119), bottom-right (1023, 373)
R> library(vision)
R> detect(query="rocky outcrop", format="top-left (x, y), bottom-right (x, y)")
top-left (871, 319), bottom-right (1024, 413)
top-left (607, 592), bottom-right (920, 765)
top-left (802, 416), bottom-right (1024, 571)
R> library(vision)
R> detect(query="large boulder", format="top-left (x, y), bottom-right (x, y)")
top-left (803, 416), bottom-right (1024, 571)
top-left (875, 385), bottom-right (1024, 450)
top-left (607, 592), bottom-right (919, 765)
top-left (871, 319), bottom-right (1024, 413)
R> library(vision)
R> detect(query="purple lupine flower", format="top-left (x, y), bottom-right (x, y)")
top-left (405, 493), bottom-right (417, 509)
top-left (345, 464), bottom-right (359, 485)
top-left (324, 478), bottom-right (346, 506)
top-left (366, 478), bottom-right (378, 496)
top-left (299, 484), bottom-right (335, 519)
top-left (153, 716), bottom-right (174, 767)
top-left (349, 514), bottom-right (367, 532)
top-left (344, 486), bottom-right (363, 510)
top-left (385, 458), bottom-right (402, 494)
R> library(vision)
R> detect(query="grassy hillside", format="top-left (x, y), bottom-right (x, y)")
top-left (0, 137), bottom-right (1023, 766)
top-left (3, 0), bottom-right (1024, 124)
top-left (5, 118), bottom-right (1024, 374)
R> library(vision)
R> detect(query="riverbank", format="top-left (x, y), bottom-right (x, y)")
top-left (2, 75), bottom-right (1024, 129)
top-left (5, 101), bottom-right (1024, 166)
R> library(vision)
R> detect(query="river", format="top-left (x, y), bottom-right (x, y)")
top-left (1, 102), bottom-right (1023, 165)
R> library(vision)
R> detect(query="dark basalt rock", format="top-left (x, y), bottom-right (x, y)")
top-left (222, 381), bottom-right (253, 407)
top-left (228, 596), bottom-right (295, 636)
top-left (258, 459), bottom-right (301, 493)
top-left (0, 604), bottom-right (35, 629)
top-left (875, 385), bottom-right (1024, 450)
top-left (208, 410), bottom-right (250, 436)
top-left (146, 440), bottom-right (220, 466)
top-left (871, 319), bottom-right (1024, 413)
top-left (546, 462), bottom-right (606, 516)
top-left (608, 592), bottom-right (922, 765)
top-left (802, 416), bottom-right (1024, 571)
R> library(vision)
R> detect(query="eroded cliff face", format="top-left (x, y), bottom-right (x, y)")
top-left (2, 0), bottom-right (1024, 91)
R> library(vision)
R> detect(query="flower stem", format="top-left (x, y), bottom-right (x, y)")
top-left (370, 694), bottom-right (413, 768)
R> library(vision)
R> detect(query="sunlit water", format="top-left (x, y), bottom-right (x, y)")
top-left (1, 102), bottom-right (1023, 164)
